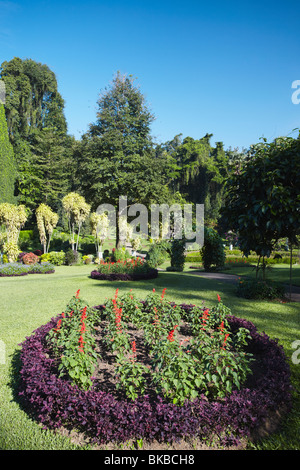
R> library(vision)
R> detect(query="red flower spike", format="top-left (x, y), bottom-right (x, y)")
top-left (167, 325), bottom-right (178, 342)
top-left (75, 289), bottom-right (80, 299)
top-left (217, 294), bottom-right (221, 302)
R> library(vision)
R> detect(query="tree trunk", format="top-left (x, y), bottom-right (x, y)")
top-left (289, 243), bottom-right (293, 301)
top-left (256, 255), bottom-right (261, 279)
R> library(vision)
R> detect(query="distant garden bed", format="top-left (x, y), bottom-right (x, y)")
top-left (0, 262), bottom-right (55, 277)
top-left (91, 258), bottom-right (158, 281)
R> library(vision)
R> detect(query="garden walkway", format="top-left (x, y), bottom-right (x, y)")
top-left (188, 270), bottom-right (300, 302)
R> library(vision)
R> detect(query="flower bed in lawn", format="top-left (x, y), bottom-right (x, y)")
top-left (90, 258), bottom-right (158, 281)
top-left (0, 262), bottom-right (55, 277)
top-left (18, 289), bottom-right (292, 448)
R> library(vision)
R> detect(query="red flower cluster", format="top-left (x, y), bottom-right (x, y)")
top-left (222, 333), bottom-right (230, 350)
top-left (54, 318), bottom-right (62, 333)
top-left (167, 325), bottom-right (178, 342)
top-left (153, 306), bottom-right (160, 328)
top-left (79, 306), bottom-right (87, 353)
top-left (201, 309), bottom-right (210, 330)
top-left (161, 288), bottom-right (167, 300)
top-left (112, 289), bottom-right (122, 334)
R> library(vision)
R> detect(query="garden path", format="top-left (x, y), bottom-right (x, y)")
top-left (188, 270), bottom-right (300, 302)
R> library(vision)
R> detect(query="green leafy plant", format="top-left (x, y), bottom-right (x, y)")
top-left (200, 227), bottom-right (226, 271)
top-left (47, 290), bottom-right (98, 390)
top-left (115, 340), bottom-right (149, 400)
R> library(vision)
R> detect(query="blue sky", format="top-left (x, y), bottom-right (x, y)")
top-left (1, 0), bottom-right (300, 150)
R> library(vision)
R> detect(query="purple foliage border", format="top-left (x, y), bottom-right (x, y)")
top-left (18, 307), bottom-right (292, 447)
top-left (90, 268), bottom-right (158, 282)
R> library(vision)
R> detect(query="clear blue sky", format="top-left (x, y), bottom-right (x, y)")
top-left (1, 0), bottom-right (300, 150)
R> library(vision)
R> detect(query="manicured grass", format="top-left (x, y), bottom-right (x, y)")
top-left (0, 264), bottom-right (299, 450)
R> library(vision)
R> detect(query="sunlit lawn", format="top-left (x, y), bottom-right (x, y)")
top-left (0, 264), bottom-right (299, 449)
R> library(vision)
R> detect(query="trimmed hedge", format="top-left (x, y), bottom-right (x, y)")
top-left (90, 268), bottom-right (158, 282)
top-left (18, 306), bottom-right (292, 447)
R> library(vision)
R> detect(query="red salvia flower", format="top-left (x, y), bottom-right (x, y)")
top-left (161, 288), bottom-right (167, 300)
top-left (167, 325), bottom-right (178, 342)
top-left (217, 294), bottom-right (221, 302)
top-left (54, 319), bottom-right (62, 333)
top-left (218, 321), bottom-right (225, 334)
top-left (78, 335), bottom-right (86, 353)
top-left (201, 309), bottom-right (210, 330)
top-left (222, 333), bottom-right (230, 350)
top-left (75, 289), bottom-right (80, 299)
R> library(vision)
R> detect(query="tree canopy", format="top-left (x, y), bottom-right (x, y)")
top-left (0, 104), bottom-right (16, 204)
top-left (221, 134), bottom-right (300, 276)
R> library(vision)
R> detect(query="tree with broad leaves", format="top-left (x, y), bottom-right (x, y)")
top-left (221, 134), bottom-right (300, 284)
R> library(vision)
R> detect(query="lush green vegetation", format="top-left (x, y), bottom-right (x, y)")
top-left (0, 264), bottom-right (299, 449)
top-left (0, 104), bottom-right (15, 204)
top-left (0, 55), bottom-right (299, 451)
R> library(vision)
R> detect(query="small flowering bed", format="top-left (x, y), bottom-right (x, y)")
top-left (0, 262), bottom-right (55, 277)
top-left (90, 258), bottom-right (158, 281)
top-left (18, 289), bottom-right (292, 448)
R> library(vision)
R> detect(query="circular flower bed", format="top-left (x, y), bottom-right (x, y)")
top-left (91, 258), bottom-right (158, 281)
top-left (18, 289), bottom-right (292, 448)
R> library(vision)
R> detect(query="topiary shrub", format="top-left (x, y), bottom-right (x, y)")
top-left (65, 249), bottom-right (81, 266)
top-left (200, 227), bottom-right (226, 271)
top-left (169, 239), bottom-right (185, 272)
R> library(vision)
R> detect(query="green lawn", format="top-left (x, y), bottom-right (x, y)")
top-left (0, 264), bottom-right (299, 450)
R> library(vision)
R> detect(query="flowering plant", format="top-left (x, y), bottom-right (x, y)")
top-left (46, 290), bottom-right (98, 390)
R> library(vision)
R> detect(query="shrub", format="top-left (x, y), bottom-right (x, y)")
top-left (169, 239), bottom-right (185, 272)
top-left (22, 252), bottom-right (39, 265)
top-left (65, 249), bottom-right (81, 265)
top-left (237, 279), bottom-right (286, 300)
top-left (146, 241), bottom-right (169, 268)
top-left (201, 227), bottom-right (226, 271)
top-left (82, 255), bottom-right (93, 264)
top-left (112, 247), bottom-right (131, 262)
top-left (17, 251), bottom-right (27, 262)
top-left (47, 251), bottom-right (66, 266)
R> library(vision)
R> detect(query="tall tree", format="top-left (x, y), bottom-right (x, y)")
top-left (0, 104), bottom-right (16, 203)
top-left (0, 57), bottom-right (67, 142)
top-left (0, 58), bottom-right (71, 216)
top-left (78, 72), bottom-right (173, 247)
top-left (162, 134), bottom-right (230, 224)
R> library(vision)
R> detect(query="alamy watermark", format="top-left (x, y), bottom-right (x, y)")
top-left (291, 340), bottom-right (300, 365)
top-left (0, 340), bottom-right (5, 365)
top-left (0, 80), bottom-right (6, 105)
top-left (291, 80), bottom-right (300, 104)
top-left (96, 196), bottom-right (204, 249)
